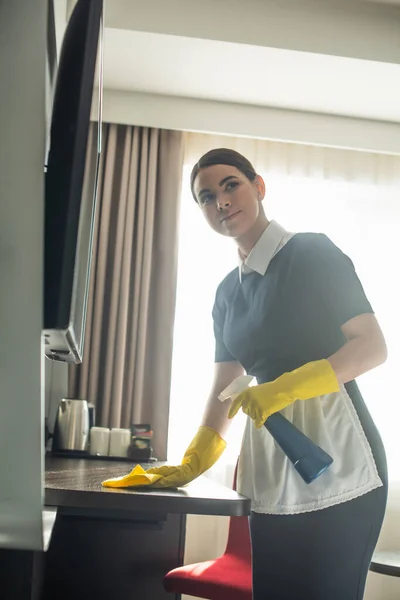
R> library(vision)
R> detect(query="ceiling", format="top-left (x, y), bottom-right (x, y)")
top-left (363, 0), bottom-right (400, 3)
top-left (103, 28), bottom-right (400, 123)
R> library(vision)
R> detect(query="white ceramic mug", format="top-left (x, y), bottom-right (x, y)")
top-left (89, 427), bottom-right (110, 456)
top-left (109, 428), bottom-right (131, 457)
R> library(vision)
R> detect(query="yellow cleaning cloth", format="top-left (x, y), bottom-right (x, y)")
top-left (102, 464), bottom-right (164, 488)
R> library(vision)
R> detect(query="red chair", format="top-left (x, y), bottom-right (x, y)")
top-left (163, 466), bottom-right (252, 600)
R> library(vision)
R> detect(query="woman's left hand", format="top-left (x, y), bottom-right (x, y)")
top-left (228, 359), bottom-right (340, 428)
top-left (227, 380), bottom-right (293, 428)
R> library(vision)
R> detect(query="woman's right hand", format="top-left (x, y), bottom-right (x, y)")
top-left (146, 361), bottom-right (245, 488)
top-left (145, 425), bottom-right (227, 487)
top-left (102, 425), bottom-right (226, 489)
top-left (144, 462), bottom-right (197, 488)
top-left (102, 361), bottom-right (244, 489)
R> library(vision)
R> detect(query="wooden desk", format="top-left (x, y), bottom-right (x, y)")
top-left (41, 457), bottom-right (250, 600)
top-left (44, 456), bottom-right (249, 516)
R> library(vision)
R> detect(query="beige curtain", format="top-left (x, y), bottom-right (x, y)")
top-left (184, 132), bottom-right (400, 185)
top-left (69, 123), bottom-right (184, 460)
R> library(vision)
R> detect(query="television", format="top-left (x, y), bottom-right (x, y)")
top-left (43, 0), bottom-right (104, 363)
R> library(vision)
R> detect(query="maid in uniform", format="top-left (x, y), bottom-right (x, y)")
top-left (105, 147), bottom-right (388, 600)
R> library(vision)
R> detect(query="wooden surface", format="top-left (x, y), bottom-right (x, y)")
top-left (45, 456), bottom-right (251, 516)
top-left (370, 551), bottom-right (400, 578)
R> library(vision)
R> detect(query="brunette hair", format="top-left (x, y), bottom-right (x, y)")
top-left (190, 148), bottom-right (257, 202)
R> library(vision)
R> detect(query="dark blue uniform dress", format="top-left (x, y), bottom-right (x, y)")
top-left (212, 225), bottom-right (387, 600)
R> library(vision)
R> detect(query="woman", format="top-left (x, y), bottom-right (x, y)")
top-left (104, 148), bottom-right (388, 600)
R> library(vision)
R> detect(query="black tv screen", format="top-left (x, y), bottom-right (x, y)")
top-left (43, 0), bottom-right (103, 363)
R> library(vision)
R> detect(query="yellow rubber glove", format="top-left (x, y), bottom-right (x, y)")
top-left (228, 359), bottom-right (340, 429)
top-left (102, 426), bottom-right (226, 489)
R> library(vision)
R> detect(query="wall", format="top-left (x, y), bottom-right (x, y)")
top-left (93, 89), bottom-right (400, 156)
top-left (0, 1), bottom-right (47, 550)
top-left (105, 0), bottom-right (400, 64)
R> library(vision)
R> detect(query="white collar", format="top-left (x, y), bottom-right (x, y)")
top-left (238, 221), bottom-right (289, 282)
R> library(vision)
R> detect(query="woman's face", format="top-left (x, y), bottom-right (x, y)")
top-left (193, 164), bottom-right (264, 238)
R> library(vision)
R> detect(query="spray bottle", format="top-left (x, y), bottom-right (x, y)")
top-left (219, 375), bottom-right (332, 484)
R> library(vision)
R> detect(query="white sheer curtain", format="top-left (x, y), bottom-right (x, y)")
top-left (168, 132), bottom-right (400, 488)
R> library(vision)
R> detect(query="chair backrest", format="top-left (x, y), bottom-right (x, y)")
top-left (224, 461), bottom-right (252, 560)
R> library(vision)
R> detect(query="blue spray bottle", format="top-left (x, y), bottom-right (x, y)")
top-left (219, 375), bottom-right (332, 484)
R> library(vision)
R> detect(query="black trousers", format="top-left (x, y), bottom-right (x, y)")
top-left (250, 482), bottom-right (387, 600)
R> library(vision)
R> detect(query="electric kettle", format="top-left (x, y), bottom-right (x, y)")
top-left (52, 398), bottom-right (90, 452)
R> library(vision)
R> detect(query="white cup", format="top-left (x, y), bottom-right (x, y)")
top-left (109, 428), bottom-right (131, 457)
top-left (89, 427), bottom-right (110, 456)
